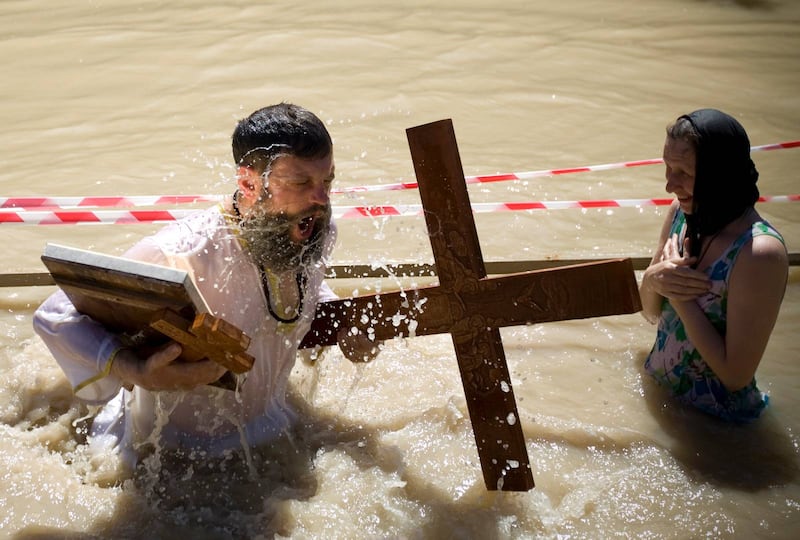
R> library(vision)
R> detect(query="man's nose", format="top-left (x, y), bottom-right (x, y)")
top-left (309, 180), bottom-right (330, 205)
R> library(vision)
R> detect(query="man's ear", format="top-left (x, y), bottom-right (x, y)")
top-left (236, 166), bottom-right (262, 201)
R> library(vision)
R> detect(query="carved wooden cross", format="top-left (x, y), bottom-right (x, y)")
top-left (300, 119), bottom-right (642, 491)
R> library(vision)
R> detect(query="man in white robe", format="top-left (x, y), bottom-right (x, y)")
top-left (33, 103), bottom-right (373, 467)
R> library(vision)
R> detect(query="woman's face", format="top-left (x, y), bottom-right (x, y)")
top-left (662, 136), bottom-right (697, 214)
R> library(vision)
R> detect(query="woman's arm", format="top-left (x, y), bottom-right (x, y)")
top-left (639, 205), bottom-right (677, 323)
top-left (639, 203), bottom-right (710, 323)
top-left (670, 234), bottom-right (787, 390)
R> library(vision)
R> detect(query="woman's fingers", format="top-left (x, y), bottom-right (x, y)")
top-left (662, 266), bottom-right (711, 297)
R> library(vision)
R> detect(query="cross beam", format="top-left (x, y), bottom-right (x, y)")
top-left (301, 119), bottom-right (642, 491)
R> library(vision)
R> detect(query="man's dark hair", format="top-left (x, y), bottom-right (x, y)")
top-left (232, 103), bottom-right (332, 174)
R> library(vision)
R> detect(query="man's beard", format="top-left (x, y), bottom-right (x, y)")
top-left (239, 204), bottom-right (331, 273)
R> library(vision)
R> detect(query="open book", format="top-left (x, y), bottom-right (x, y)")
top-left (41, 244), bottom-right (253, 385)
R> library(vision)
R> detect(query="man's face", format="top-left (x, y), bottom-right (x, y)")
top-left (240, 153), bottom-right (335, 272)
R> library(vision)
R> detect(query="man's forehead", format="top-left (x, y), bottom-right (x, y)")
top-left (269, 153), bottom-right (334, 174)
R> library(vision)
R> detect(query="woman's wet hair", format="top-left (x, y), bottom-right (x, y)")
top-left (232, 103), bottom-right (332, 174)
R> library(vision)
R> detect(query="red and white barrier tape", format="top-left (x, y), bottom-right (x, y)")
top-left (2, 140), bottom-right (797, 209)
top-left (335, 140), bottom-right (800, 194)
top-left (2, 195), bottom-right (797, 225)
top-left (0, 195), bottom-right (222, 211)
top-left (0, 209), bottom-right (199, 225)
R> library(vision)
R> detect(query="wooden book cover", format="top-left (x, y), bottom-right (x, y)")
top-left (41, 244), bottom-right (254, 388)
top-left (41, 243), bottom-right (210, 348)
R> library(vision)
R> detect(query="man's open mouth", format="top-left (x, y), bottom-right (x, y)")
top-left (297, 216), bottom-right (315, 238)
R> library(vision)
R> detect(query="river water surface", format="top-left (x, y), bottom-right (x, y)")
top-left (1, 1), bottom-right (799, 538)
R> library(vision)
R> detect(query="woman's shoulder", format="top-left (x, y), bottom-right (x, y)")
top-left (749, 231), bottom-right (788, 264)
top-left (731, 221), bottom-right (788, 280)
top-left (751, 217), bottom-right (785, 244)
top-left (739, 213), bottom-right (787, 260)
top-left (655, 201), bottom-right (682, 238)
top-left (665, 201), bottom-right (684, 233)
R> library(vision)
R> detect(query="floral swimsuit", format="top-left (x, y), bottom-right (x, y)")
top-left (644, 210), bottom-right (785, 422)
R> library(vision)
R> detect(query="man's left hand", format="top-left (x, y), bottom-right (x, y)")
top-left (337, 327), bottom-right (382, 363)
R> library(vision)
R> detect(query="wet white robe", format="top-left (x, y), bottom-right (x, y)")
top-left (33, 206), bottom-right (337, 463)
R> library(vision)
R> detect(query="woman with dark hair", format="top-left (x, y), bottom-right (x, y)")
top-left (639, 108), bottom-right (788, 422)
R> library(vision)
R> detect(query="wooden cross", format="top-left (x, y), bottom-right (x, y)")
top-left (300, 119), bottom-right (642, 491)
top-left (149, 309), bottom-right (254, 374)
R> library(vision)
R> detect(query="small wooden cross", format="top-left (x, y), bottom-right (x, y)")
top-left (300, 119), bottom-right (642, 491)
top-left (149, 309), bottom-right (254, 374)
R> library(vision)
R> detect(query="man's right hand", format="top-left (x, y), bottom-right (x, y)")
top-left (112, 342), bottom-right (228, 391)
